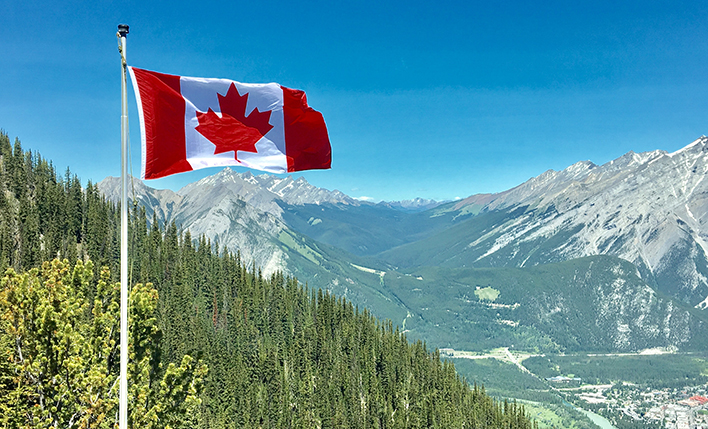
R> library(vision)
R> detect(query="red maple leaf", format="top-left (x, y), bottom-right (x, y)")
top-left (195, 83), bottom-right (274, 159)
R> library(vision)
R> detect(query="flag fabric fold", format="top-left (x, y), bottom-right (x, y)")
top-left (128, 66), bottom-right (331, 179)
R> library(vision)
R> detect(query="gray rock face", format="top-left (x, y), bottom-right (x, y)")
top-left (97, 169), bottom-right (357, 277)
top-left (449, 136), bottom-right (708, 307)
top-left (178, 169), bottom-right (357, 219)
top-left (97, 175), bottom-right (181, 223)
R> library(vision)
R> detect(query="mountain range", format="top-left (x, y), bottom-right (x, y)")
top-left (98, 136), bottom-right (708, 353)
top-left (383, 137), bottom-right (708, 308)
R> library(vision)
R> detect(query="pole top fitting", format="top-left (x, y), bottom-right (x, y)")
top-left (118, 24), bottom-right (129, 37)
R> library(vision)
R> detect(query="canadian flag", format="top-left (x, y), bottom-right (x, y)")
top-left (128, 67), bottom-right (331, 179)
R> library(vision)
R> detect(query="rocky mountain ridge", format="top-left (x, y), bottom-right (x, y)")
top-left (379, 197), bottom-right (447, 212)
top-left (411, 136), bottom-right (708, 307)
top-left (99, 168), bottom-right (359, 221)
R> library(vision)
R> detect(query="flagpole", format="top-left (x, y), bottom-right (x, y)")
top-left (117, 23), bottom-right (130, 429)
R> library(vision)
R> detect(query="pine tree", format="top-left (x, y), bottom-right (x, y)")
top-left (0, 259), bottom-right (206, 429)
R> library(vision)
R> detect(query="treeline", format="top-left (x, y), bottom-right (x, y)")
top-left (0, 132), bottom-right (117, 275)
top-left (0, 130), bottom-right (536, 428)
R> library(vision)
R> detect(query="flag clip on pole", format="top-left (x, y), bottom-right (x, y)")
top-left (117, 23), bottom-right (129, 429)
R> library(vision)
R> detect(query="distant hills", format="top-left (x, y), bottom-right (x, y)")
top-left (380, 197), bottom-right (447, 213)
top-left (98, 136), bottom-right (708, 353)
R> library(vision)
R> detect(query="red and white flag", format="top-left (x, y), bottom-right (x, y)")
top-left (128, 67), bottom-right (331, 179)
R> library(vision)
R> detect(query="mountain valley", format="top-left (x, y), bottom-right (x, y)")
top-left (99, 136), bottom-right (708, 358)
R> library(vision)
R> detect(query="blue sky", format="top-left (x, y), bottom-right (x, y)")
top-left (2, 0), bottom-right (708, 202)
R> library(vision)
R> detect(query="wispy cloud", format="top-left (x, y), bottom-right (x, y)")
top-left (355, 196), bottom-right (374, 201)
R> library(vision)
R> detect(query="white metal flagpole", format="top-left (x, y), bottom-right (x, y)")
top-left (117, 23), bottom-right (130, 429)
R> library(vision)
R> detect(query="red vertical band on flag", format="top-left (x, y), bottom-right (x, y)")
top-left (281, 86), bottom-right (331, 172)
top-left (131, 68), bottom-right (192, 179)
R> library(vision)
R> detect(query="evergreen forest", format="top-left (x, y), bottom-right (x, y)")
top-left (0, 131), bottom-right (536, 428)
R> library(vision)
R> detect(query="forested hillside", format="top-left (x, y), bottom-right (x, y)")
top-left (0, 131), bottom-right (536, 428)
